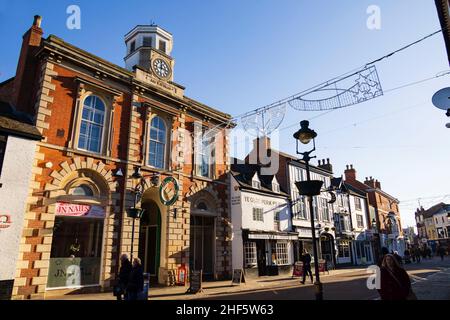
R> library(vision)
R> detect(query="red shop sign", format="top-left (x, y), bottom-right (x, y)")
top-left (55, 202), bottom-right (105, 218)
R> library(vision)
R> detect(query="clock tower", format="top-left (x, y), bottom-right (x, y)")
top-left (124, 24), bottom-right (175, 82)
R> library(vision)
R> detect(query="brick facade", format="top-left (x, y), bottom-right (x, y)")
top-left (2, 17), bottom-right (233, 299)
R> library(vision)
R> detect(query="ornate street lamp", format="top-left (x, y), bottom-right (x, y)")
top-left (293, 120), bottom-right (324, 301)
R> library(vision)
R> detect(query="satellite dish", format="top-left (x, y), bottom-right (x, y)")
top-left (432, 87), bottom-right (450, 110)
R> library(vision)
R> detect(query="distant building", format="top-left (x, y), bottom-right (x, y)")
top-left (331, 177), bottom-right (374, 266)
top-left (343, 165), bottom-right (405, 258)
top-left (415, 203), bottom-right (450, 250)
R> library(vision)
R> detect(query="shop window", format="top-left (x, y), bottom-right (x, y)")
top-left (244, 242), bottom-right (257, 266)
top-left (48, 212), bottom-right (105, 288)
top-left (275, 242), bottom-right (289, 265)
top-left (338, 242), bottom-right (350, 258)
top-left (148, 116), bottom-right (167, 169)
top-left (78, 95), bottom-right (106, 154)
top-left (0, 135), bottom-right (6, 176)
top-left (252, 208), bottom-right (264, 222)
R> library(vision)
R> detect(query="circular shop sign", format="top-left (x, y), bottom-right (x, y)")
top-left (159, 176), bottom-right (179, 206)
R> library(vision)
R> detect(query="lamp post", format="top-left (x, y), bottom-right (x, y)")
top-left (293, 120), bottom-right (324, 301)
top-left (128, 167), bottom-right (145, 262)
top-left (127, 166), bottom-right (161, 261)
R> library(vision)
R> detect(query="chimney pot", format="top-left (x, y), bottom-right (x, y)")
top-left (350, 164), bottom-right (353, 169)
top-left (33, 15), bottom-right (42, 28)
top-left (327, 158), bottom-right (330, 164)
top-left (318, 160), bottom-right (322, 165)
top-left (346, 165), bottom-right (349, 170)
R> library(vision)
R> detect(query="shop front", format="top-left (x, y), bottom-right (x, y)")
top-left (47, 201), bottom-right (106, 290)
top-left (242, 230), bottom-right (296, 278)
top-left (352, 232), bottom-right (374, 265)
top-left (336, 238), bottom-right (352, 265)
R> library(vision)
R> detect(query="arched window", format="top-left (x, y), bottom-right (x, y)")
top-left (69, 184), bottom-right (94, 197)
top-left (197, 202), bottom-right (208, 211)
top-left (78, 95), bottom-right (105, 153)
top-left (148, 116), bottom-right (166, 169)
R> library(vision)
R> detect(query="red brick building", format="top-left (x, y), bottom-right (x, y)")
top-left (344, 165), bottom-right (404, 258)
top-left (0, 16), bottom-right (233, 299)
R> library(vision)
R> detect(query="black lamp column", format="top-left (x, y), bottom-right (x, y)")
top-left (293, 120), bottom-right (324, 301)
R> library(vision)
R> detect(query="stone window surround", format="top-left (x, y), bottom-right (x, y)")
top-left (142, 107), bottom-right (172, 171)
top-left (69, 80), bottom-right (121, 158)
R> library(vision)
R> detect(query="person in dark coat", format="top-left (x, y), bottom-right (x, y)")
top-left (414, 247), bottom-right (421, 263)
top-left (116, 254), bottom-right (132, 300)
top-left (378, 254), bottom-right (415, 300)
top-left (393, 251), bottom-right (403, 266)
top-left (127, 258), bottom-right (144, 300)
top-left (300, 249), bottom-right (313, 284)
top-left (377, 247), bottom-right (390, 267)
top-left (437, 246), bottom-right (446, 261)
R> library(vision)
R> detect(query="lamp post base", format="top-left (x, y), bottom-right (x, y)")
top-left (314, 282), bottom-right (323, 300)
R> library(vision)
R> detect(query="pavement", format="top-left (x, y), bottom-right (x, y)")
top-left (44, 258), bottom-right (450, 300)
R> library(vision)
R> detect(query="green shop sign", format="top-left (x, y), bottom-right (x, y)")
top-left (159, 176), bottom-right (179, 206)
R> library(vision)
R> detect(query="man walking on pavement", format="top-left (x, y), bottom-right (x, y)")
top-left (300, 249), bottom-right (313, 285)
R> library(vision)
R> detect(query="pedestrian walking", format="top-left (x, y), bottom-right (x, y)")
top-left (114, 253), bottom-right (132, 300)
top-left (426, 247), bottom-right (432, 259)
top-left (127, 257), bottom-right (144, 300)
top-left (378, 254), bottom-right (417, 300)
top-left (404, 249), bottom-right (411, 264)
top-left (300, 249), bottom-right (313, 285)
top-left (393, 251), bottom-right (403, 266)
top-left (414, 247), bottom-right (421, 263)
top-left (438, 246), bottom-right (446, 261)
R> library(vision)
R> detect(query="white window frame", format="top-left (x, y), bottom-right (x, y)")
top-left (77, 95), bottom-right (108, 155)
top-left (148, 115), bottom-right (168, 169)
top-left (275, 242), bottom-right (289, 265)
top-left (244, 242), bottom-right (257, 266)
top-left (252, 207), bottom-right (264, 222)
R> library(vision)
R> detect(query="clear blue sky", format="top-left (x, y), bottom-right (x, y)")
top-left (1, 0), bottom-right (449, 229)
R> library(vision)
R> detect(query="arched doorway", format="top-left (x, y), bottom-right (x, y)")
top-left (320, 233), bottom-right (336, 267)
top-left (138, 199), bottom-right (161, 284)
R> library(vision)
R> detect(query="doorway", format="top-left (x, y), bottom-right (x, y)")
top-left (190, 215), bottom-right (215, 280)
top-left (256, 240), bottom-right (267, 276)
top-left (138, 200), bottom-right (161, 284)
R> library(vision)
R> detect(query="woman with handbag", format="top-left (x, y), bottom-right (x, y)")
top-left (378, 254), bottom-right (417, 300)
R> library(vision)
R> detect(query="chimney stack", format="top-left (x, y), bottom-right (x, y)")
top-left (344, 164), bottom-right (356, 181)
top-left (317, 158), bottom-right (333, 173)
top-left (12, 15), bottom-right (44, 116)
top-left (364, 176), bottom-right (376, 188)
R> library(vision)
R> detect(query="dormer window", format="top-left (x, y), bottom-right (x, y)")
top-left (272, 183), bottom-right (280, 193)
top-left (252, 180), bottom-right (261, 189)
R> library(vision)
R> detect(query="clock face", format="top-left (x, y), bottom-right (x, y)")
top-left (152, 58), bottom-right (171, 79)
